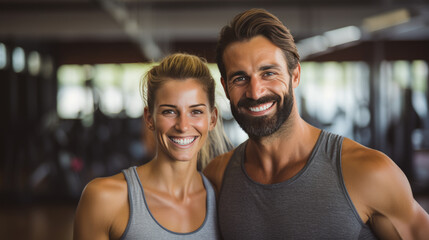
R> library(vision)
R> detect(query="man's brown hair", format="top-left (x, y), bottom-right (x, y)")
top-left (216, 8), bottom-right (300, 83)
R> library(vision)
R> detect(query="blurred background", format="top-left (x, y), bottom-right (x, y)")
top-left (1, 0), bottom-right (429, 239)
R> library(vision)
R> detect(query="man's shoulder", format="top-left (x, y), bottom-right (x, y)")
top-left (203, 149), bottom-right (235, 194)
top-left (212, 150), bottom-right (235, 164)
top-left (340, 138), bottom-right (429, 239)
top-left (341, 137), bottom-right (393, 173)
top-left (341, 137), bottom-right (408, 210)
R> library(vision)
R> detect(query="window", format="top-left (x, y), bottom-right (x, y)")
top-left (0, 43), bottom-right (7, 70)
top-left (12, 47), bottom-right (25, 73)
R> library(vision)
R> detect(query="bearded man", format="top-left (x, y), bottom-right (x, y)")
top-left (204, 8), bottom-right (429, 240)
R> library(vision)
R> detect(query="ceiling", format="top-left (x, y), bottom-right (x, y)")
top-left (1, 0), bottom-right (428, 63)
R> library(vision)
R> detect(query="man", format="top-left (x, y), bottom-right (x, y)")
top-left (204, 8), bottom-right (429, 239)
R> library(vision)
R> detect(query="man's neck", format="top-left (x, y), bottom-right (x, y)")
top-left (244, 116), bottom-right (321, 184)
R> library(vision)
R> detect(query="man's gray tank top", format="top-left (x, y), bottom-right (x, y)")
top-left (218, 130), bottom-right (378, 240)
top-left (120, 166), bottom-right (220, 240)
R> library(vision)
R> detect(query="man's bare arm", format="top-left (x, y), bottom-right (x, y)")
top-left (203, 150), bottom-right (234, 195)
top-left (342, 138), bottom-right (429, 239)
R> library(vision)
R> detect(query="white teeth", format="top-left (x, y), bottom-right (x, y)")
top-left (249, 102), bottom-right (273, 112)
top-left (170, 137), bottom-right (196, 145)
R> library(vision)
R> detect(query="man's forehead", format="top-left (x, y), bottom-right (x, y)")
top-left (223, 40), bottom-right (287, 77)
top-left (224, 51), bottom-right (285, 75)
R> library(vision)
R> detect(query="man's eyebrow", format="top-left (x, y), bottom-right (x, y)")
top-left (227, 70), bottom-right (247, 81)
top-left (259, 64), bottom-right (280, 71)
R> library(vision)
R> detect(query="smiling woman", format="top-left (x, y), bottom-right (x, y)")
top-left (143, 53), bottom-right (233, 168)
top-left (145, 78), bottom-right (214, 163)
top-left (73, 53), bottom-right (232, 240)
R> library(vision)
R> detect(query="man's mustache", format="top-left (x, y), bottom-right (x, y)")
top-left (237, 95), bottom-right (281, 108)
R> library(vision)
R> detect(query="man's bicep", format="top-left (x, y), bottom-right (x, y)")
top-left (370, 158), bottom-right (429, 239)
top-left (384, 199), bottom-right (429, 240)
top-left (370, 214), bottom-right (401, 240)
top-left (408, 201), bottom-right (429, 239)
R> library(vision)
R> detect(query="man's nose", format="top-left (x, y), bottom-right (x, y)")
top-left (175, 114), bottom-right (189, 132)
top-left (245, 77), bottom-right (266, 100)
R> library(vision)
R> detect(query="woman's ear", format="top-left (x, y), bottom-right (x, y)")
top-left (144, 107), bottom-right (155, 131)
top-left (209, 107), bottom-right (218, 131)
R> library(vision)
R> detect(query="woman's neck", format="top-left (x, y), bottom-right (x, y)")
top-left (139, 153), bottom-right (202, 200)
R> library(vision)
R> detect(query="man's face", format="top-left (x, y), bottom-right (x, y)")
top-left (221, 36), bottom-right (299, 139)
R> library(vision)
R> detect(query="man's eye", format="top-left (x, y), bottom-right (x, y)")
top-left (233, 76), bottom-right (247, 84)
top-left (264, 72), bottom-right (275, 77)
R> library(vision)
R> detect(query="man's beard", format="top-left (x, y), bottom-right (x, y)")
top-left (230, 83), bottom-right (294, 139)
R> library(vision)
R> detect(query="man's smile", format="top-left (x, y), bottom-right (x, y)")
top-left (248, 101), bottom-right (276, 113)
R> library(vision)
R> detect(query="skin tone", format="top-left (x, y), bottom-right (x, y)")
top-left (204, 35), bottom-right (429, 239)
top-left (74, 78), bottom-right (217, 240)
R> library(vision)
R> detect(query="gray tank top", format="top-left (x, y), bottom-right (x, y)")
top-left (121, 166), bottom-right (220, 240)
top-left (218, 130), bottom-right (378, 240)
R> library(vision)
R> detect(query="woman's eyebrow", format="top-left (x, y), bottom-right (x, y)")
top-left (159, 104), bottom-right (177, 108)
top-left (190, 104), bottom-right (207, 108)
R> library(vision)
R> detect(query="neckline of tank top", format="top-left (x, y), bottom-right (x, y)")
top-left (132, 166), bottom-right (211, 235)
top-left (239, 130), bottom-right (326, 188)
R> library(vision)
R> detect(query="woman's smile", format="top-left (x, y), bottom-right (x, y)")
top-left (169, 136), bottom-right (198, 147)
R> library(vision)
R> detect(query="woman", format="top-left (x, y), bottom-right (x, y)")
top-left (73, 53), bottom-right (232, 240)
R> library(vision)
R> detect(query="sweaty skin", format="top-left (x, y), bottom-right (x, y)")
top-left (204, 35), bottom-right (429, 240)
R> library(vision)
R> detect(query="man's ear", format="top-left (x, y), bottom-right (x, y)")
top-left (221, 77), bottom-right (230, 99)
top-left (292, 63), bottom-right (301, 89)
top-left (143, 107), bottom-right (155, 131)
top-left (209, 107), bottom-right (218, 131)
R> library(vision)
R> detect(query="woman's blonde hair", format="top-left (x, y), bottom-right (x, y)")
top-left (142, 53), bottom-right (233, 169)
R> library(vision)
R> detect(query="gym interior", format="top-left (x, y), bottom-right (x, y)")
top-left (1, 0), bottom-right (429, 239)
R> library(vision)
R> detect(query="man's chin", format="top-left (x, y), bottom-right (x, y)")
top-left (235, 114), bottom-right (279, 138)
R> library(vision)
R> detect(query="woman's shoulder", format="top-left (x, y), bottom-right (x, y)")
top-left (74, 172), bottom-right (129, 239)
top-left (87, 172), bottom-right (127, 193)
top-left (80, 172), bottom-right (128, 211)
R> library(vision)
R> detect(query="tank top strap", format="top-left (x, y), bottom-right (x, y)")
top-left (122, 166), bottom-right (141, 198)
top-left (121, 166), bottom-right (145, 240)
top-left (220, 141), bottom-right (247, 191)
top-left (121, 166), bottom-right (220, 240)
top-left (316, 130), bottom-right (344, 167)
top-left (223, 130), bottom-right (344, 174)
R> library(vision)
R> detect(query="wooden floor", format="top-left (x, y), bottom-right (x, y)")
top-left (1, 197), bottom-right (429, 240)
top-left (0, 202), bottom-right (76, 240)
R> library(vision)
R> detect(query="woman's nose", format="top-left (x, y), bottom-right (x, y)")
top-left (175, 114), bottom-right (189, 132)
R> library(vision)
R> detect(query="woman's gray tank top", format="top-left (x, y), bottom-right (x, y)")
top-left (218, 130), bottom-right (378, 240)
top-left (120, 166), bottom-right (220, 240)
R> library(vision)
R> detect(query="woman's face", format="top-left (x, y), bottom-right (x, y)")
top-left (145, 78), bottom-right (217, 163)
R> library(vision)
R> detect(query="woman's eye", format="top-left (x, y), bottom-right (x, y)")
top-left (162, 110), bottom-right (175, 115)
top-left (192, 110), bottom-right (203, 115)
